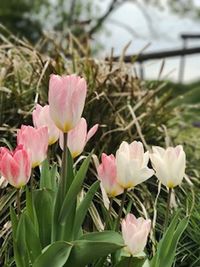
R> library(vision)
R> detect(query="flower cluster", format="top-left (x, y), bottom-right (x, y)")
top-left (0, 73), bottom-right (187, 262)
top-left (97, 140), bottom-right (186, 256)
top-left (0, 74), bottom-right (98, 188)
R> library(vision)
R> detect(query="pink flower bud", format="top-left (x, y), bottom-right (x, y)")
top-left (0, 145), bottom-right (31, 188)
top-left (32, 104), bottom-right (60, 145)
top-left (97, 153), bottom-right (123, 197)
top-left (116, 141), bottom-right (154, 189)
top-left (121, 214), bottom-right (151, 256)
top-left (59, 118), bottom-right (98, 158)
top-left (150, 145), bottom-right (186, 188)
top-left (17, 125), bottom-right (48, 168)
top-left (48, 74), bottom-right (87, 132)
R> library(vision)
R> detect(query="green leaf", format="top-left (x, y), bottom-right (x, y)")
top-left (59, 154), bottom-right (91, 224)
top-left (115, 256), bottom-right (146, 267)
top-left (33, 241), bottom-right (73, 267)
top-left (40, 159), bottom-right (51, 189)
top-left (24, 213), bottom-right (42, 264)
top-left (10, 206), bottom-right (24, 267)
top-left (51, 148), bottom-right (74, 241)
top-left (34, 189), bottom-right (55, 247)
top-left (74, 181), bottom-right (100, 238)
top-left (79, 231), bottom-right (124, 243)
top-left (26, 186), bottom-right (38, 233)
top-left (15, 212), bottom-right (29, 266)
top-left (10, 206), bottom-right (18, 238)
top-left (150, 211), bottom-right (189, 267)
top-left (40, 160), bottom-right (58, 191)
top-left (50, 163), bottom-right (58, 191)
top-left (65, 231), bottom-right (124, 267)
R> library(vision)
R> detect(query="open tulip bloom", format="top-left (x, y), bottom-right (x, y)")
top-left (32, 104), bottom-right (60, 145)
top-left (0, 145), bottom-right (31, 188)
top-left (17, 125), bottom-right (48, 168)
top-left (59, 117), bottom-right (98, 158)
top-left (150, 145), bottom-right (186, 188)
top-left (49, 74), bottom-right (87, 132)
top-left (121, 214), bottom-right (151, 256)
top-left (97, 153), bottom-right (124, 197)
top-left (116, 141), bottom-right (154, 189)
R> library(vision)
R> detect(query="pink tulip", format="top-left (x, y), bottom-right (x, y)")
top-left (32, 104), bottom-right (60, 145)
top-left (97, 153), bottom-right (123, 197)
top-left (17, 125), bottom-right (48, 168)
top-left (121, 214), bottom-right (151, 256)
top-left (59, 118), bottom-right (98, 158)
top-left (48, 74), bottom-right (87, 132)
top-left (0, 145), bottom-right (31, 188)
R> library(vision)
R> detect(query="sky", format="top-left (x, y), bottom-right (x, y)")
top-left (96, 0), bottom-right (200, 83)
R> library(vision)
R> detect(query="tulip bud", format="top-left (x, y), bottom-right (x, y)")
top-left (17, 125), bottom-right (48, 168)
top-left (97, 153), bottom-right (124, 197)
top-left (32, 104), bottom-right (60, 145)
top-left (59, 118), bottom-right (98, 158)
top-left (0, 145), bottom-right (31, 188)
top-left (48, 74), bottom-right (87, 132)
top-left (121, 214), bottom-right (151, 256)
top-left (116, 141), bottom-right (154, 189)
top-left (150, 145), bottom-right (186, 188)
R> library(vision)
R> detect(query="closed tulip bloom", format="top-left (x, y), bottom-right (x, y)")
top-left (0, 145), bottom-right (31, 188)
top-left (59, 118), bottom-right (98, 158)
top-left (17, 125), bottom-right (48, 168)
top-left (97, 153), bottom-right (124, 197)
top-left (49, 74), bottom-right (87, 132)
top-left (32, 104), bottom-right (60, 145)
top-left (121, 214), bottom-right (151, 256)
top-left (116, 141), bottom-right (154, 189)
top-left (150, 145), bottom-right (186, 188)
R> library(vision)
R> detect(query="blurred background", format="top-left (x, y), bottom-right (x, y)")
top-left (1, 0), bottom-right (200, 83)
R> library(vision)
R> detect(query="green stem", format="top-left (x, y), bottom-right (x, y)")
top-left (115, 189), bottom-right (127, 231)
top-left (128, 256), bottom-right (133, 267)
top-left (61, 132), bottom-right (68, 198)
top-left (16, 189), bottom-right (21, 215)
top-left (164, 187), bottom-right (172, 231)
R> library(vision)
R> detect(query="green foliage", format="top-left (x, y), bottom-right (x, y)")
top-left (150, 211), bottom-right (189, 267)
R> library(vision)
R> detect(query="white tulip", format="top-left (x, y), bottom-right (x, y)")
top-left (150, 145), bottom-right (186, 188)
top-left (116, 141), bottom-right (154, 189)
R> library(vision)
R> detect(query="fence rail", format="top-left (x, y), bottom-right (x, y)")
top-left (110, 46), bottom-right (200, 63)
top-left (107, 33), bottom-right (200, 83)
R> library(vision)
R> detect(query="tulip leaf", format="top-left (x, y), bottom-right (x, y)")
top-left (33, 241), bottom-right (73, 267)
top-left (10, 207), bottom-right (24, 267)
top-left (65, 231), bottom-right (124, 267)
top-left (59, 154), bottom-right (91, 224)
top-left (74, 181), bottom-right (100, 238)
top-left (33, 189), bottom-right (55, 248)
top-left (26, 187), bottom-right (38, 233)
top-left (10, 206), bottom-right (18, 238)
top-left (24, 213), bottom-right (42, 264)
top-left (40, 159), bottom-right (58, 191)
top-left (115, 256), bottom-right (146, 267)
top-left (150, 211), bottom-right (189, 267)
top-left (50, 163), bottom-right (58, 191)
top-left (15, 212), bottom-right (29, 266)
top-left (52, 148), bottom-right (74, 241)
top-left (40, 159), bottom-right (50, 188)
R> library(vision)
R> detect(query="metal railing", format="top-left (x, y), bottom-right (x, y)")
top-left (108, 33), bottom-right (200, 83)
